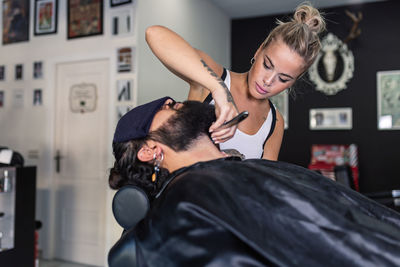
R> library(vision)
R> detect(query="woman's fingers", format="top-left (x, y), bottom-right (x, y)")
top-left (211, 125), bottom-right (237, 144)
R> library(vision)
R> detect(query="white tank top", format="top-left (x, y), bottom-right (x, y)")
top-left (205, 69), bottom-right (276, 159)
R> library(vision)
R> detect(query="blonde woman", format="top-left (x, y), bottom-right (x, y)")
top-left (146, 2), bottom-right (325, 160)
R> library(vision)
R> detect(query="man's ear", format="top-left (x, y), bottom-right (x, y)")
top-left (137, 141), bottom-right (157, 162)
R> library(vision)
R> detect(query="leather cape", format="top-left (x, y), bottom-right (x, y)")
top-left (132, 157), bottom-right (400, 266)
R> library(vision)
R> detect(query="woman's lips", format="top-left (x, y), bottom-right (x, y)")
top-left (256, 83), bottom-right (269, 95)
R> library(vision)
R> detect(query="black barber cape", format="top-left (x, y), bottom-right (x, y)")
top-left (132, 157), bottom-right (400, 266)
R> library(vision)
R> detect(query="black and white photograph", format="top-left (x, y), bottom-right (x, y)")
top-left (0, 91), bottom-right (4, 107)
top-left (111, 8), bottom-right (134, 37)
top-left (117, 79), bottom-right (133, 102)
top-left (310, 108), bottom-right (353, 130)
top-left (33, 61), bottom-right (43, 79)
top-left (116, 104), bottom-right (133, 119)
top-left (33, 88), bottom-right (42, 106)
top-left (15, 64), bottom-right (23, 80)
top-left (110, 0), bottom-right (132, 7)
top-left (0, 66), bottom-right (5, 81)
top-left (377, 70), bottom-right (400, 130)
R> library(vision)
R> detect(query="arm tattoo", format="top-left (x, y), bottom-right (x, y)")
top-left (201, 59), bottom-right (237, 109)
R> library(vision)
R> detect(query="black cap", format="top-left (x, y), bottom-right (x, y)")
top-left (113, 96), bottom-right (173, 142)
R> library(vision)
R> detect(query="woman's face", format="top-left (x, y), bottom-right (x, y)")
top-left (248, 38), bottom-right (305, 99)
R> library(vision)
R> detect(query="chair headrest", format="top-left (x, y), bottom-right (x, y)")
top-left (112, 185), bottom-right (150, 230)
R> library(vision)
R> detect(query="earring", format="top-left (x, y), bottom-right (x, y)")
top-left (151, 152), bottom-right (164, 182)
top-left (250, 57), bottom-right (255, 65)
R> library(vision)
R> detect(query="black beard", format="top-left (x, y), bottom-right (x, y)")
top-left (150, 101), bottom-right (216, 151)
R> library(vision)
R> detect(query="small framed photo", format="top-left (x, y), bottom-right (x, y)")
top-left (310, 108), bottom-right (352, 130)
top-left (111, 8), bottom-right (134, 37)
top-left (117, 79), bottom-right (133, 102)
top-left (0, 91), bottom-right (4, 107)
top-left (0, 66), bottom-right (5, 81)
top-left (33, 61), bottom-right (43, 79)
top-left (34, 0), bottom-right (58, 35)
top-left (377, 70), bottom-right (400, 130)
top-left (111, 0), bottom-right (132, 7)
top-left (15, 64), bottom-right (23, 80)
top-left (33, 89), bottom-right (43, 106)
top-left (117, 47), bottom-right (134, 73)
top-left (67, 0), bottom-right (103, 39)
top-left (270, 91), bottom-right (289, 129)
top-left (2, 0), bottom-right (30, 45)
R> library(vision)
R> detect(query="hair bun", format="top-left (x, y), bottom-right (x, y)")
top-left (293, 2), bottom-right (326, 34)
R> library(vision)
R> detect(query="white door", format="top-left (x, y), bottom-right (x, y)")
top-left (54, 59), bottom-right (109, 266)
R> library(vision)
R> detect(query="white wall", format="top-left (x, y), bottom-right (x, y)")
top-left (137, 0), bottom-right (231, 104)
top-left (0, 0), bottom-right (230, 265)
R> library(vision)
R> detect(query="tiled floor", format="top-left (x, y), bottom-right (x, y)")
top-left (39, 259), bottom-right (99, 267)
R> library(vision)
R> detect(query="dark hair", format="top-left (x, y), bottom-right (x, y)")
top-left (108, 138), bottom-right (169, 200)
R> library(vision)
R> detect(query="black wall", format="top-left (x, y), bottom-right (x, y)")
top-left (231, 0), bottom-right (400, 193)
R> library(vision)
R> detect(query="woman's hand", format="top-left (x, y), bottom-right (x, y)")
top-left (209, 89), bottom-right (239, 144)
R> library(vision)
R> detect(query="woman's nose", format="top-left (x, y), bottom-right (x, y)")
top-left (263, 74), bottom-right (275, 87)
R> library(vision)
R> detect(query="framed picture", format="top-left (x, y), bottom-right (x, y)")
top-left (67, 0), bottom-right (103, 39)
top-left (33, 61), bottom-right (43, 79)
top-left (117, 47), bottom-right (134, 72)
top-left (2, 0), bottom-right (30, 45)
top-left (270, 91), bottom-right (289, 129)
top-left (117, 79), bottom-right (133, 102)
top-left (309, 108), bottom-right (352, 130)
top-left (0, 91), bottom-right (4, 108)
top-left (15, 64), bottom-right (23, 80)
top-left (33, 89), bottom-right (43, 106)
top-left (111, 0), bottom-right (132, 7)
top-left (111, 8), bottom-right (134, 37)
top-left (34, 0), bottom-right (57, 35)
top-left (377, 70), bottom-right (400, 130)
top-left (0, 66), bottom-right (5, 81)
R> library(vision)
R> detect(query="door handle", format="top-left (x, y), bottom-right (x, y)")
top-left (54, 150), bottom-right (63, 173)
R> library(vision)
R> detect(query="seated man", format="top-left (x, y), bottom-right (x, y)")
top-left (109, 97), bottom-right (400, 266)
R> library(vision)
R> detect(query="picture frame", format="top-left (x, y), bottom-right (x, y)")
top-left (2, 0), bottom-right (30, 45)
top-left (377, 70), bottom-right (400, 130)
top-left (0, 66), bottom-right (5, 81)
top-left (33, 89), bottom-right (43, 106)
top-left (111, 8), bottom-right (134, 37)
top-left (270, 91), bottom-right (289, 129)
top-left (15, 64), bottom-right (23, 80)
top-left (33, 61), bottom-right (43, 79)
top-left (117, 79), bottom-right (134, 102)
top-left (309, 108), bottom-right (352, 130)
top-left (117, 47), bottom-right (134, 73)
top-left (34, 0), bottom-right (58, 35)
top-left (0, 91), bottom-right (4, 108)
top-left (111, 0), bottom-right (132, 7)
top-left (67, 0), bottom-right (103, 39)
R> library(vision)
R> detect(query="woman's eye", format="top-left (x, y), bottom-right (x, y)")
top-left (263, 62), bottom-right (271, 69)
top-left (279, 77), bottom-right (289, 83)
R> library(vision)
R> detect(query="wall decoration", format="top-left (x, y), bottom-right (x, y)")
top-left (33, 89), bottom-right (43, 106)
top-left (0, 91), bottom-right (4, 107)
top-left (69, 83), bottom-right (97, 113)
top-left (377, 70), bottom-right (400, 130)
top-left (15, 64), bottom-right (23, 80)
top-left (13, 89), bottom-right (24, 108)
top-left (117, 79), bottom-right (133, 102)
top-left (309, 108), bottom-right (352, 130)
top-left (34, 0), bottom-right (57, 35)
top-left (308, 10), bottom-right (362, 95)
top-left (111, 0), bottom-right (132, 7)
top-left (270, 91), bottom-right (289, 129)
top-left (67, 0), bottom-right (103, 39)
top-left (33, 61), bottom-right (43, 79)
top-left (117, 105), bottom-right (133, 120)
top-left (0, 66), bottom-right (5, 81)
top-left (2, 0), bottom-right (30, 45)
top-left (117, 47), bottom-right (134, 72)
top-left (111, 8), bottom-right (134, 37)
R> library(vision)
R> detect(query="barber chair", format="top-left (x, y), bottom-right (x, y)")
top-left (108, 185), bottom-right (150, 267)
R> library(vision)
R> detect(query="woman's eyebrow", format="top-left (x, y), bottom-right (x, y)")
top-left (266, 55), bottom-right (294, 80)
